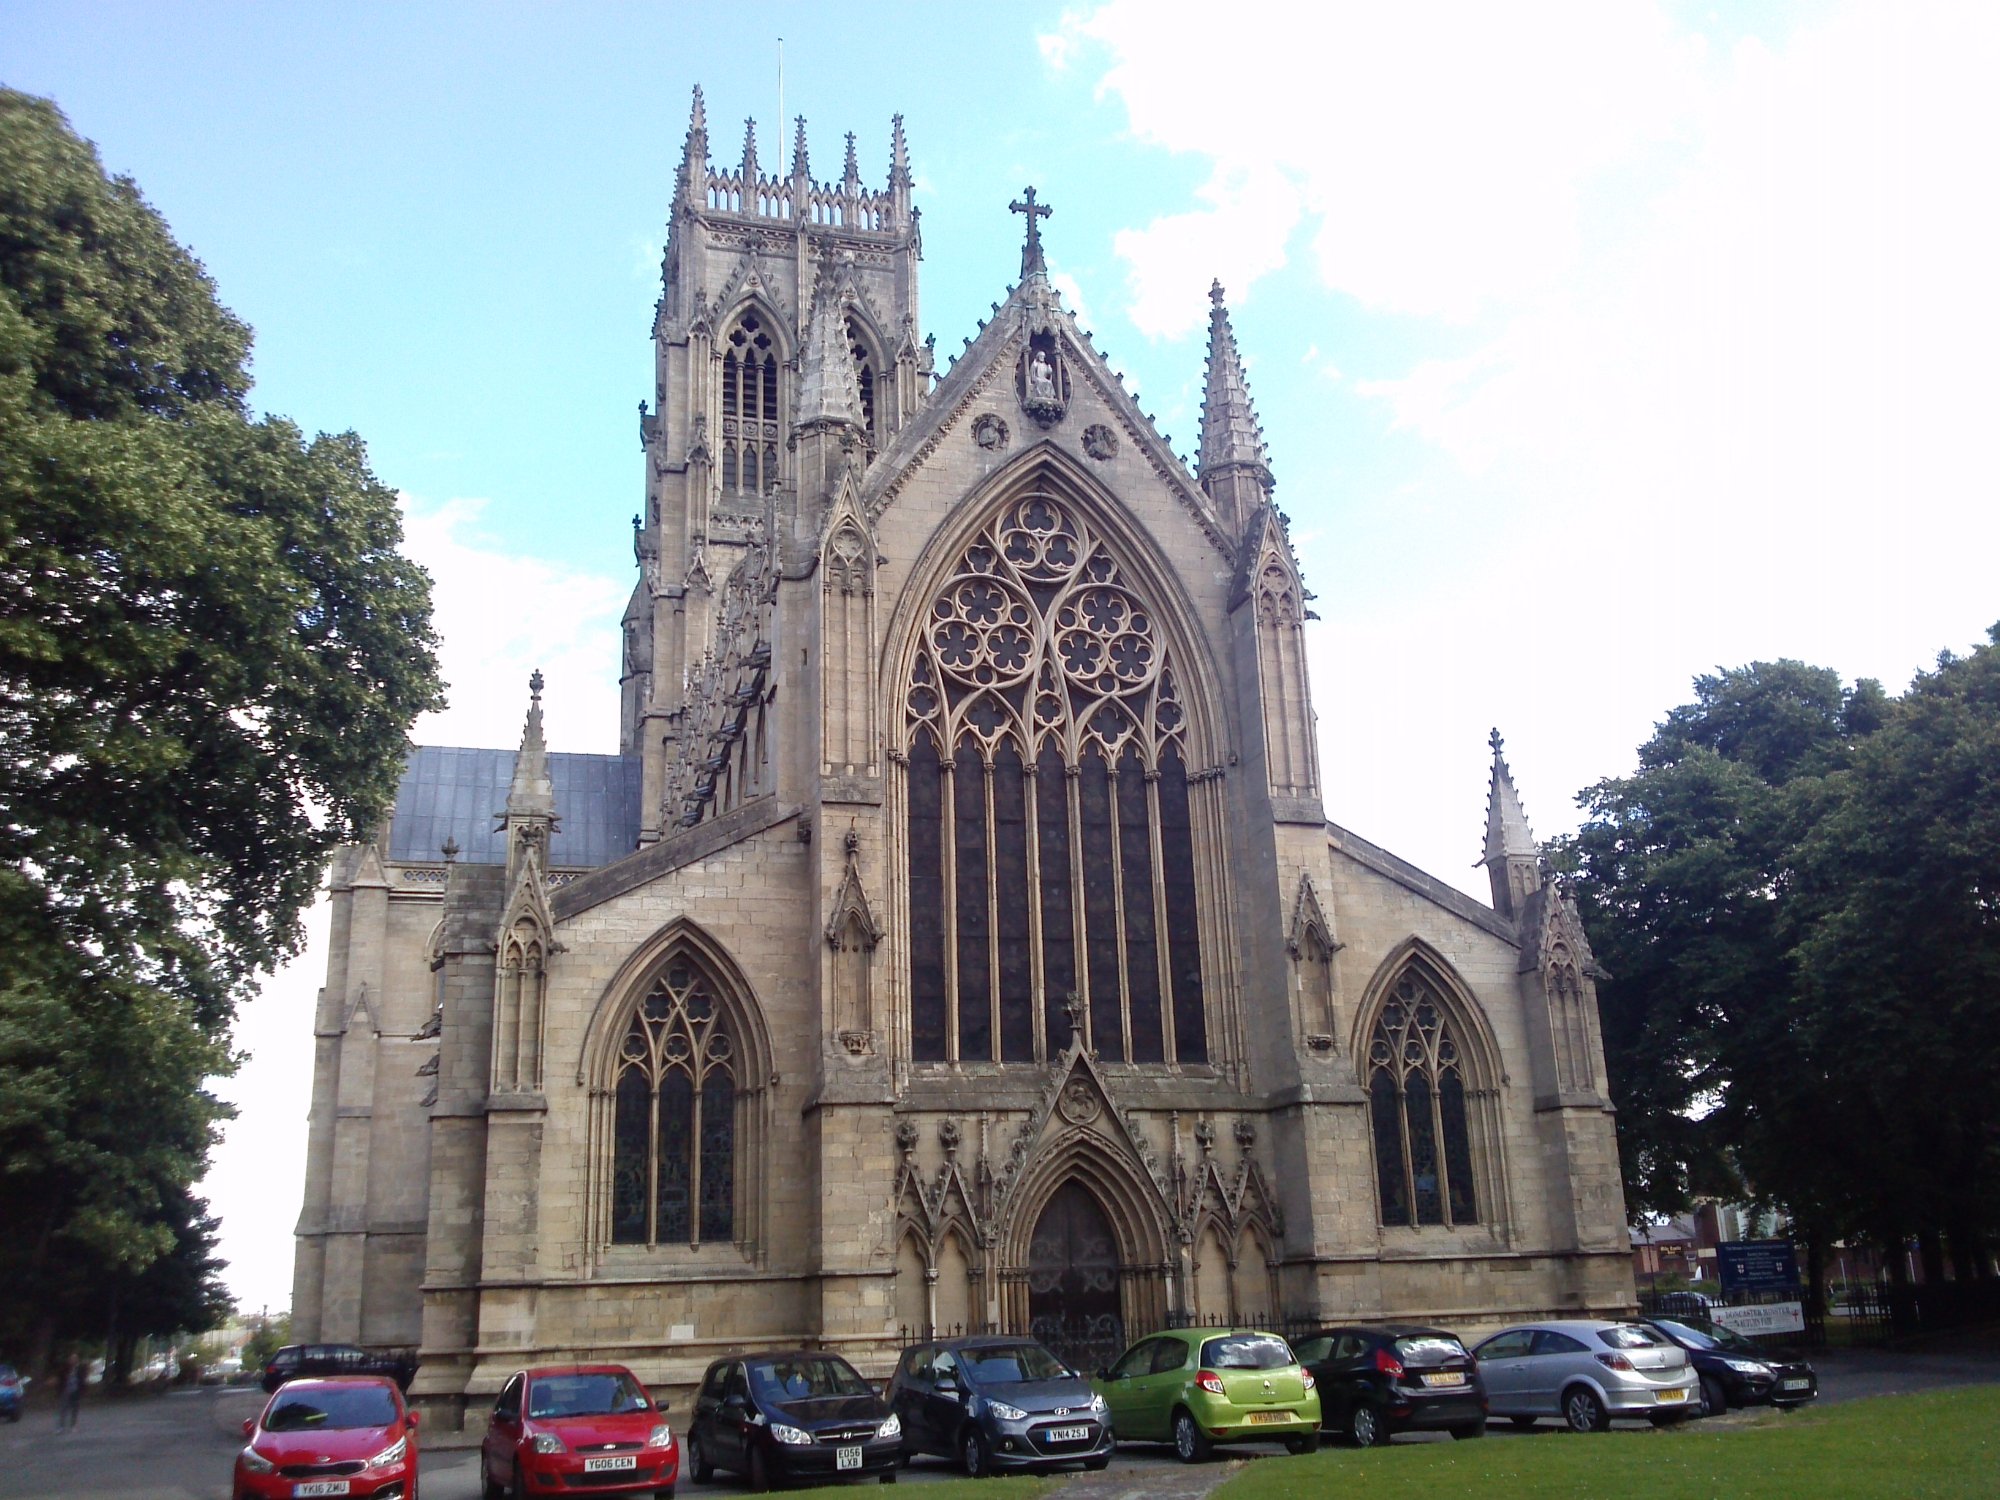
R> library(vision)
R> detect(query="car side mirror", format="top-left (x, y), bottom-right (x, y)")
top-left (407, 1411), bottom-right (420, 1428)
top-left (935, 1376), bottom-right (958, 1396)
top-left (722, 1393), bottom-right (747, 1412)
top-left (655, 1399), bottom-right (668, 1413)
top-left (241, 1417), bottom-right (255, 1437)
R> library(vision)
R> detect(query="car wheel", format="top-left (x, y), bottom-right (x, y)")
top-left (1347, 1402), bottom-right (1388, 1448)
top-left (960, 1426), bottom-right (991, 1478)
top-left (1449, 1420), bottom-right (1486, 1440)
top-left (685, 1432), bottom-right (713, 1484)
top-left (1171, 1408), bottom-right (1212, 1463)
top-left (747, 1444), bottom-right (773, 1494)
top-left (1563, 1386), bottom-right (1611, 1434)
top-left (1284, 1433), bottom-right (1320, 1455)
top-left (1699, 1375), bottom-right (1727, 1418)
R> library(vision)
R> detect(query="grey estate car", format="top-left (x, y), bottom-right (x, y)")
top-left (1472, 1320), bottom-right (1697, 1431)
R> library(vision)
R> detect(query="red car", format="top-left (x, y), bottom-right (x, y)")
top-left (481, 1365), bottom-right (678, 1500)
top-left (235, 1376), bottom-right (418, 1500)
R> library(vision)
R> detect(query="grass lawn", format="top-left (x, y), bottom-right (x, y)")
top-left (782, 1478), bottom-right (1055, 1499)
top-left (1212, 1386), bottom-right (2000, 1500)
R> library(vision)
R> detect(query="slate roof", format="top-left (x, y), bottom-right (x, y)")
top-left (387, 746), bottom-right (642, 868)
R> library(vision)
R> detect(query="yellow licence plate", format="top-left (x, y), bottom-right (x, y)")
top-left (1421, 1372), bottom-right (1466, 1387)
top-left (1656, 1388), bottom-right (1688, 1403)
top-left (1246, 1410), bottom-right (1295, 1424)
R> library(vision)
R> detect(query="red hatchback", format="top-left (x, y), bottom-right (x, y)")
top-left (482, 1365), bottom-right (677, 1500)
top-left (235, 1376), bottom-right (418, 1500)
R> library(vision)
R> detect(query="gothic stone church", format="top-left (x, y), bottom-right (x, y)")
top-left (292, 93), bottom-right (1632, 1424)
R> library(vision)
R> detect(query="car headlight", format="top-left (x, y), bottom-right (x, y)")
top-left (240, 1448), bottom-right (276, 1475)
top-left (530, 1432), bottom-right (566, 1454)
top-left (982, 1400), bottom-right (1026, 1422)
top-left (366, 1436), bottom-right (408, 1470)
top-left (1090, 1392), bottom-right (1107, 1414)
top-left (876, 1413), bottom-right (902, 1439)
top-left (1722, 1360), bottom-right (1773, 1378)
top-left (645, 1422), bottom-right (674, 1449)
top-left (769, 1423), bottom-right (813, 1446)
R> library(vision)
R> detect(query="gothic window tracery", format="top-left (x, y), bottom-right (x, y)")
top-left (610, 957), bottom-right (739, 1247)
top-left (904, 492), bottom-right (1207, 1066)
top-left (1367, 970), bottom-right (1479, 1229)
top-left (720, 312), bottom-right (781, 496)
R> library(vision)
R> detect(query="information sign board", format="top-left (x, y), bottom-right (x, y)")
top-left (1710, 1301), bottom-right (1805, 1336)
top-left (1717, 1238), bottom-right (1800, 1294)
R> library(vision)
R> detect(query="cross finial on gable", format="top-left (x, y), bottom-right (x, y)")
top-left (1010, 186), bottom-right (1052, 279)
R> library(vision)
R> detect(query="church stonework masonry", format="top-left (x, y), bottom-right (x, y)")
top-left (291, 92), bottom-right (1633, 1428)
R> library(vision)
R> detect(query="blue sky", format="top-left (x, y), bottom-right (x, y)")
top-left (7, 0), bottom-right (1998, 1313)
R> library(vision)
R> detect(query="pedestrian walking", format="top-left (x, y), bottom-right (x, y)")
top-left (55, 1356), bottom-right (82, 1431)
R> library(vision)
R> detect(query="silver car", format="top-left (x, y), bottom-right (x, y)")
top-left (1472, 1320), bottom-right (1698, 1432)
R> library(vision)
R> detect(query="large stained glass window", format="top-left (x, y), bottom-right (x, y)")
top-left (904, 492), bottom-right (1207, 1065)
top-left (609, 957), bottom-right (738, 1246)
top-left (1366, 969), bottom-right (1479, 1229)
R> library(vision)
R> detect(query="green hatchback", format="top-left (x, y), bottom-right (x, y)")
top-left (1093, 1328), bottom-right (1321, 1462)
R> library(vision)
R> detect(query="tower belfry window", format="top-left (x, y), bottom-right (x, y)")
top-left (721, 313), bottom-right (780, 496)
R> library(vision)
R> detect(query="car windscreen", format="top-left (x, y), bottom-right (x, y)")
top-left (1199, 1335), bottom-right (1293, 1371)
top-left (1655, 1318), bottom-right (1758, 1352)
top-left (1392, 1336), bottom-right (1469, 1366)
top-left (265, 1387), bottom-right (399, 1431)
top-left (961, 1344), bottom-right (1070, 1383)
top-left (749, 1356), bottom-right (874, 1400)
top-left (528, 1373), bottom-right (651, 1418)
top-left (1597, 1324), bottom-right (1670, 1350)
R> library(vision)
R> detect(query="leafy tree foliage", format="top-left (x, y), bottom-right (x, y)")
top-left (0, 91), bottom-right (442, 1356)
top-left (1562, 639), bottom-right (1998, 1278)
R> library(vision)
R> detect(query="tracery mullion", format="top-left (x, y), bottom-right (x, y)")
top-left (1024, 762), bottom-right (1046, 1063)
top-left (983, 749), bottom-right (1001, 1062)
top-left (1145, 770), bottom-right (1177, 1066)
top-left (689, 1072), bottom-right (705, 1247)
top-left (941, 754), bottom-right (960, 1061)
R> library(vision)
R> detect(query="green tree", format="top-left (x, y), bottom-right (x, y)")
top-left (0, 90), bottom-right (441, 1356)
top-left (1557, 661), bottom-right (1880, 1222)
top-left (1789, 629), bottom-right (2000, 1281)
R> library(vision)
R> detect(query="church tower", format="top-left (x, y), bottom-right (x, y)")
top-left (623, 89), bottom-right (929, 845)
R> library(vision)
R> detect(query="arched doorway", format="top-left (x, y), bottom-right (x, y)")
top-left (1027, 1182), bottom-right (1124, 1371)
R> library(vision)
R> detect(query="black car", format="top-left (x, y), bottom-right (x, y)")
top-left (685, 1350), bottom-right (901, 1490)
top-left (886, 1335), bottom-right (1115, 1476)
top-left (1293, 1324), bottom-right (1488, 1445)
top-left (259, 1343), bottom-right (417, 1393)
top-left (1643, 1317), bottom-right (1819, 1416)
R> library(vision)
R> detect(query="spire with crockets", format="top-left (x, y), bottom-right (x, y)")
top-left (1481, 728), bottom-right (1540, 921)
top-left (1197, 281), bottom-right (1273, 533)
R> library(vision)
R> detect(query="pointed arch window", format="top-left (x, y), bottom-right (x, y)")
top-left (610, 957), bottom-right (739, 1246)
top-left (903, 491), bottom-right (1209, 1067)
top-left (1367, 970), bottom-right (1480, 1228)
top-left (720, 312), bottom-right (781, 496)
top-left (845, 314), bottom-right (880, 451)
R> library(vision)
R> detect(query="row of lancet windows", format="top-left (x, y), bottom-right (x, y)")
top-left (717, 312), bottom-right (883, 498)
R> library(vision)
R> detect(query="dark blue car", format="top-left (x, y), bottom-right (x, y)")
top-left (887, 1336), bottom-right (1115, 1476)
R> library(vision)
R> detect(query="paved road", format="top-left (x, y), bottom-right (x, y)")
top-left (5, 1341), bottom-right (1996, 1500)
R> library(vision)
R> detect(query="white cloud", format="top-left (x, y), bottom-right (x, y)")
top-left (1050, 0), bottom-right (1705, 332)
top-left (402, 495), bottom-right (629, 754)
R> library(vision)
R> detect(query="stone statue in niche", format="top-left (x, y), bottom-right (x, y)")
top-left (1029, 351), bottom-right (1056, 400)
top-left (973, 412), bottom-right (1010, 450)
top-left (1018, 338), bottom-right (1067, 428)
